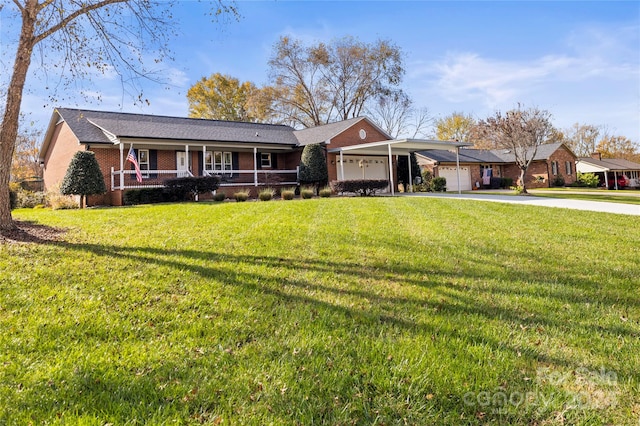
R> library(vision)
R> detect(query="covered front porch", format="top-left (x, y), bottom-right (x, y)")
top-left (328, 139), bottom-right (473, 195)
top-left (109, 140), bottom-right (300, 192)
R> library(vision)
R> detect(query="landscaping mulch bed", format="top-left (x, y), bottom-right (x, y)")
top-left (0, 220), bottom-right (66, 244)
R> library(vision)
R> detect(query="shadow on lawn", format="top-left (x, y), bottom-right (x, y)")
top-left (53, 238), bottom-right (640, 367)
top-left (8, 234), bottom-right (637, 423)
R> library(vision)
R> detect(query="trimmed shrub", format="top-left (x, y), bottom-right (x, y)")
top-left (319, 186), bottom-right (332, 198)
top-left (500, 177), bottom-right (513, 189)
top-left (213, 192), bottom-right (226, 202)
top-left (281, 188), bottom-right (295, 200)
top-left (577, 172), bottom-right (599, 188)
top-left (298, 144), bottom-right (328, 188)
top-left (234, 190), bottom-right (250, 202)
top-left (258, 188), bottom-right (274, 201)
top-left (552, 175), bottom-right (565, 187)
top-left (15, 190), bottom-right (48, 208)
top-left (164, 176), bottom-right (220, 200)
top-left (124, 188), bottom-right (167, 205)
top-left (330, 179), bottom-right (389, 196)
top-left (430, 177), bottom-right (447, 192)
top-left (300, 187), bottom-right (314, 199)
top-left (490, 177), bottom-right (502, 189)
top-left (60, 151), bottom-right (107, 208)
top-left (48, 192), bottom-right (79, 210)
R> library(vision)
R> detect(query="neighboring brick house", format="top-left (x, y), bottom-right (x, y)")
top-left (39, 108), bottom-right (470, 205)
top-left (415, 143), bottom-right (578, 190)
top-left (576, 153), bottom-right (640, 189)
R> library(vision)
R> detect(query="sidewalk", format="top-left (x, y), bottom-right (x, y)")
top-left (401, 192), bottom-right (640, 216)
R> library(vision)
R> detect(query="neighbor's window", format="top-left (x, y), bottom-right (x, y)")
top-left (551, 161), bottom-right (558, 176)
top-left (261, 153), bottom-right (272, 168)
top-left (565, 161), bottom-right (572, 175)
top-left (138, 149), bottom-right (150, 177)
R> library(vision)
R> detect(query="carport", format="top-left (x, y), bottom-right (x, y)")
top-left (576, 157), bottom-right (640, 189)
top-left (328, 139), bottom-right (473, 195)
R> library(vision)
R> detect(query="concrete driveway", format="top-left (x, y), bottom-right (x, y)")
top-left (401, 192), bottom-right (640, 216)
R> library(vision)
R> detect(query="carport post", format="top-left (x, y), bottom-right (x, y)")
top-left (339, 150), bottom-right (344, 180)
top-left (455, 147), bottom-right (462, 194)
top-left (253, 147), bottom-right (258, 186)
top-left (407, 153), bottom-right (413, 193)
top-left (388, 143), bottom-right (395, 195)
top-left (614, 171), bottom-right (618, 190)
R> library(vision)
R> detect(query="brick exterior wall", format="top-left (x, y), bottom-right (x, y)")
top-left (42, 121), bottom-right (86, 191)
top-left (325, 119), bottom-right (396, 185)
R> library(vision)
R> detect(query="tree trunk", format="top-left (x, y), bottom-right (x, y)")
top-left (519, 168), bottom-right (528, 194)
top-left (0, 1), bottom-right (37, 231)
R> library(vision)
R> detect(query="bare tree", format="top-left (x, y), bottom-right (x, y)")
top-left (368, 93), bottom-right (432, 139)
top-left (563, 123), bottom-right (603, 157)
top-left (0, 0), bottom-right (238, 230)
top-left (268, 36), bottom-right (405, 128)
top-left (478, 105), bottom-right (554, 194)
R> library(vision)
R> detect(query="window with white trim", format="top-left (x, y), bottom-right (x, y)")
top-left (260, 153), bottom-right (272, 168)
top-left (551, 161), bottom-right (558, 176)
top-left (205, 151), bottom-right (233, 176)
top-left (565, 161), bottom-right (572, 175)
top-left (138, 149), bottom-right (150, 177)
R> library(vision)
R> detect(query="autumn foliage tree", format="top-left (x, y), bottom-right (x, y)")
top-left (434, 112), bottom-right (476, 142)
top-left (478, 106), bottom-right (554, 194)
top-left (187, 73), bottom-right (272, 122)
top-left (0, 0), bottom-right (237, 231)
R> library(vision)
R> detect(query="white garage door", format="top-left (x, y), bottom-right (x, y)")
top-left (338, 156), bottom-right (389, 181)
top-left (438, 166), bottom-right (471, 191)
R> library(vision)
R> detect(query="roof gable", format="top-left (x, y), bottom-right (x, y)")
top-left (293, 117), bottom-right (391, 146)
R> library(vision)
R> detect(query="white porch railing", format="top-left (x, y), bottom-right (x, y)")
top-left (111, 167), bottom-right (299, 191)
top-left (203, 169), bottom-right (299, 187)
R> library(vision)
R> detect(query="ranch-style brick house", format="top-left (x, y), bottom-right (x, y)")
top-left (39, 108), bottom-right (471, 206)
top-left (416, 143), bottom-right (578, 191)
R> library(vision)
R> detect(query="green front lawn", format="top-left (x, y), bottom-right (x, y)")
top-left (2, 198), bottom-right (638, 425)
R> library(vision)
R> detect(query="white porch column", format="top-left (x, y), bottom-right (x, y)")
top-left (185, 145), bottom-right (189, 175)
top-left (407, 153), bottom-right (413, 193)
top-left (202, 145), bottom-right (206, 175)
top-left (253, 147), bottom-right (258, 186)
top-left (614, 171), bottom-right (618, 190)
top-left (119, 141), bottom-right (124, 190)
top-left (339, 150), bottom-right (345, 180)
top-left (388, 143), bottom-right (395, 195)
top-left (455, 147), bottom-right (462, 194)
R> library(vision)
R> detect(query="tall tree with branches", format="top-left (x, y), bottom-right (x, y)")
top-left (478, 105), bottom-right (554, 194)
top-left (0, 0), bottom-right (238, 230)
top-left (268, 36), bottom-right (404, 128)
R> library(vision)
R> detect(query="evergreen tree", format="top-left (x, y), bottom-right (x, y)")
top-left (60, 151), bottom-right (107, 208)
top-left (298, 144), bottom-right (328, 190)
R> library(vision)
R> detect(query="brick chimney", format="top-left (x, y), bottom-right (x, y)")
top-left (590, 152), bottom-right (602, 161)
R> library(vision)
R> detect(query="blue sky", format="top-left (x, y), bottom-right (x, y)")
top-left (5, 1), bottom-right (640, 142)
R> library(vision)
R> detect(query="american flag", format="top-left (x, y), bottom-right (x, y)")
top-left (127, 145), bottom-right (143, 183)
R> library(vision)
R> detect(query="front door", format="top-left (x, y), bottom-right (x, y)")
top-left (176, 151), bottom-right (189, 176)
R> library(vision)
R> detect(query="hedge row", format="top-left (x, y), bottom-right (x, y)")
top-left (124, 176), bottom-right (220, 205)
top-left (330, 179), bottom-right (389, 196)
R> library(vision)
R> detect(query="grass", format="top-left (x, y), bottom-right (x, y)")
top-left (2, 198), bottom-right (639, 425)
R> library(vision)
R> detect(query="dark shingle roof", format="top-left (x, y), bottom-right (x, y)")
top-left (489, 142), bottom-right (567, 162)
top-left (294, 117), bottom-right (391, 146)
top-left (418, 142), bottom-right (572, 164)
top-left (578, 157), bottom-right (640, 171)
top-left (56, 108), bottom-right (299, 145)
